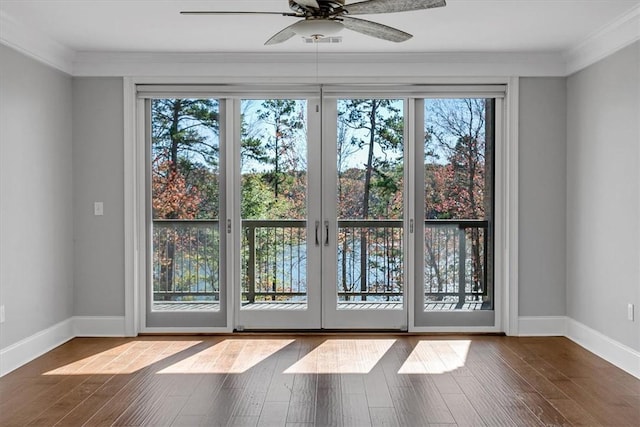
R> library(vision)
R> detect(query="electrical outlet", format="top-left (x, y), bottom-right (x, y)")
top-left (0, 305), bottom-right (5, 323)
top-left (628, 304), bottom-right (635, 321)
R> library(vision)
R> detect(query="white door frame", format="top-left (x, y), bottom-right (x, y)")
top-left (123, 77), bottom-right (520, 335)
top-left (235, 96), bottom-right (323, 330)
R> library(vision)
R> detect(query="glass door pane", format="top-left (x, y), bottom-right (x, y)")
top-left (147, 98), bottom-right (227, 328)
top-left (414, 98), bottom-right (496, 328)
top-left (322, 98), bottom-right (407, 330)
top-left (238, 99), bottom-right (321, 329)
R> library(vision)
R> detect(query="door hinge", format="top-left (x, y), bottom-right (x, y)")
top-left (227, 219), bottom-right (232, 234)
top-left (316, 104), bottom-right (320, 113)
top-left (410, 219), bottom-right (414, 234)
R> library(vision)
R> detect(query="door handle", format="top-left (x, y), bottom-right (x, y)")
top-left (315, 221), bottom-right (320, 246)
top-left (324, 220), bottom-right (330, 246)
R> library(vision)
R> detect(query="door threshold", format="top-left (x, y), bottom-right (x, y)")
top-left (235, 329), bottom-right (404, 334)
top-left (138, 330), bottom-right (505, 336)
top-left (233, 329), bottom-right (505, 336)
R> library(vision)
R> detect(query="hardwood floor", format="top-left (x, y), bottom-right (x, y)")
top-left (0, 335), bottom-right (638, 426)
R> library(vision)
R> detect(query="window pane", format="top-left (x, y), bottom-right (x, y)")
top-left (336, 99), bottom-right (404, 309)
top-left (424, 99), bottom-right (493, 311)
top-left (151, 99), bottom-right (221, 312)
top-left (240, 99), bottom-right (309, 308)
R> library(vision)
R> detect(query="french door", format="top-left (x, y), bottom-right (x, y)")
top-left (320, 97), bottom-right (407, 330)
top-left (236, 95), bottom-right (408, 330)
top-left (141, 85), bottom-right (501, 332)
top-left (413, 96), bottom-right (499, 329)
top-left (236, 97), bottom-right (323, 329)
top-left (145, 97), bottom-right (229, 329)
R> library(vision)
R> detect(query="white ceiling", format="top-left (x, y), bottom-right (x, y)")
top-left (1, 0), bottom-right (639, 54)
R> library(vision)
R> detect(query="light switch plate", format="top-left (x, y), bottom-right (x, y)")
top-left (94, 202), bottom-right (104, 216)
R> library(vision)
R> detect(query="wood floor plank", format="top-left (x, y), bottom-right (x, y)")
top-left (341, 374), bottom-right (365, 395)
top-left (265, 341), bottom-right (299, 403)
top-left (257, 401), bottom-right (289, 426)
top-left (441, 393), bottom-right (486, 426)
top-left (56, 373), bottom-right (141, 426)
top-left (25, 374), bottom-right (114, 426)
top-left (515, 391), bottom-right (571, 427)
top-left (83, 341), bottom-right (203, 426)
top-left (552, 377), bottom-right (640, 426)
top-left (546, 398), bottom-right (601, 426)
top-left (170, 414), bottom-right (206, 426)
top-left (368, 407), bottom-right (400, 426)
top-left (316, 377), bottom-right (343, 426)
top-left (201, 385), bottom-right (245, 425)
top-left (364, 365), bottom-right (394, 408)
top-left (0, 335), bottom-right (638, 427)
top-left (387, 385), bottom-right (433, 426)
top-left (342, 392), bottom-right (371, 426)
top-left (177, 374), bottom-right (226, 416)
top-left (453, 374), bottom-right (520, 426)
top-left (408, 375), bottom-right (456, 424)
top-left (228, 415), bottom-right (260, 426)
top-left (286, 401), bottom-right (316, 424)
top-left (431, 373), bottom-right (463, 395)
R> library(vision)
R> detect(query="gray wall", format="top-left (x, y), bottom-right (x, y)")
top-left (518, 78), bottom-right (568, 316)
top-left (72, 78), bottom-right (125, 316)
top-left (0, 45), bottom-right (74, 348)
top-left (69, 77), bottom-right (574, 322)
top-left (2, 41), bottom-right (638, 350)
top-left (567, 42), bottom-right (640, 351)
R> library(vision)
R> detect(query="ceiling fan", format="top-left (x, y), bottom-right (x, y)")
top-left (181, 0), bottom-right (447, 45)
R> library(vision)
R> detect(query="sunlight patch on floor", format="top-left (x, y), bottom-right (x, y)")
top-left (398, 340), bottom-right (470, 374)
top-left (157, 339), bottom-right (295, 374)
top-left (44, 340), bottom-right (202, 375)
top-left (284, 339), bottom-right (396, 374)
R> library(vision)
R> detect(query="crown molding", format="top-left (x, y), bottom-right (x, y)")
top-left (72, 51), bottom-right (566, 78)
top-left (2, 4), bottom-right (639, 78)
top-left (0, 11), bottom-right (75, 75)
top-left (565, 4), bottom-right (640, 76)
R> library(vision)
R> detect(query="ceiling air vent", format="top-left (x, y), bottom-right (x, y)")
top-left (303, 36), bottom-right (343, 44)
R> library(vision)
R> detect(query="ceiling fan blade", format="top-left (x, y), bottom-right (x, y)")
top-left (293, 0), bottom-right (320, 8)
top-left (343, 0), bottom-right (446, 15)
top-left (264, 22), bottom-right (299, 45)
top-left (341, 16), bottom-right (412, 42)
top-left (181, 11), bottom-right (300, 17)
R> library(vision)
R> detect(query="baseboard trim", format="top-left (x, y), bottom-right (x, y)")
top-left (0, 318), bottom-right (74, 377)
top-left (566, 318), bottom-right (640, 379)
top-left (518, 316), bottom-right (567, 336)
top-left (2, 315), bottom-right (638, 380)
top-left (73, 316), bottom-right (126, 337)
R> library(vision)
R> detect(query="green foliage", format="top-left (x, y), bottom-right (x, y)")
top-left (424, 98), bottom-right (488, 220)
top-left (337, 99), bottom-right (404, 220)
top-left (152, 98), bottom-right (220, 220)
top-left (241, 174), bottom-right (274, 219)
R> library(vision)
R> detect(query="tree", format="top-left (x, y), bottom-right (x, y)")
top-left (338, 99), bottom-right (404, 300)
top-left (256, 100), bottom-right (305, 200)
top-left (151, 99), bottom-right (219, 297)
top-left (239, 100), bottom-right (308, 302)
top-left (424, 98), bottom-right (490, 298)
top-left (152, 98), bottom-right (219, 219)
top-left (152, 159), bottom-right (201, 219)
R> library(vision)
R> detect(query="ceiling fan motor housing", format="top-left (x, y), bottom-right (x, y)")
top-left (289, 0), bottom-right (346, 17)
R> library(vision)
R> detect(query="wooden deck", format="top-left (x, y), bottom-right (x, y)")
top-left (154, 301), bottom-right (485, 312)
top-left (1, 335), bottom-right (638, 426)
